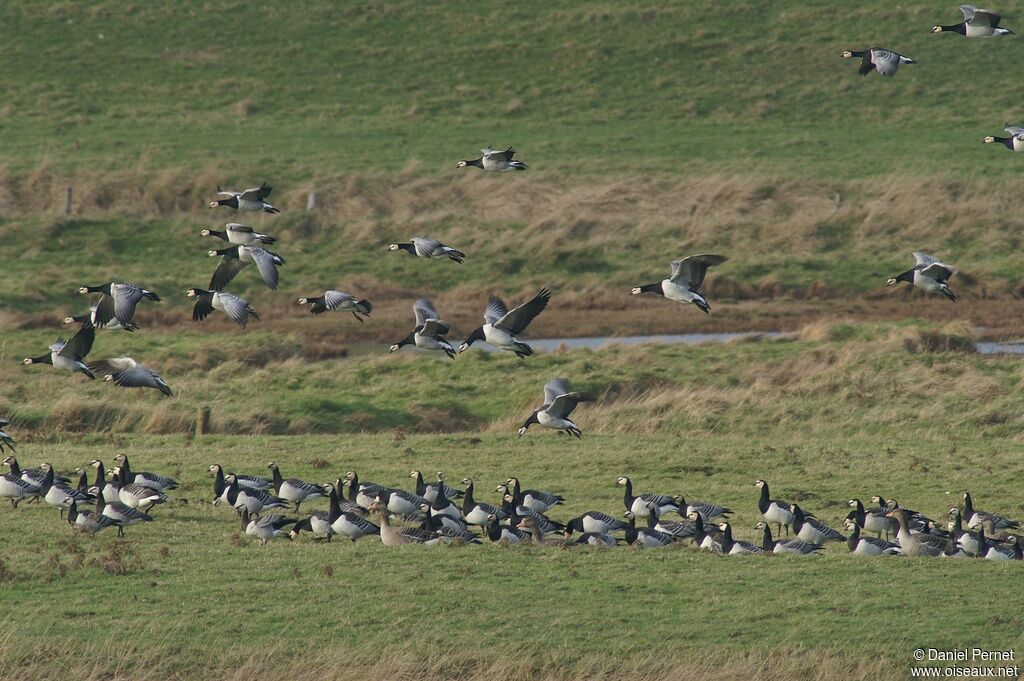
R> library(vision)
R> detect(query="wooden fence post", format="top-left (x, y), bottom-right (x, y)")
top-left (65, 186), bottom-right (73, 216)
top-left (196, 406), bottom-right (211, 436)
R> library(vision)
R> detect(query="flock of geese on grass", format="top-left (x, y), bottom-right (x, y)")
top-left (2, 440), bottom-right (1020, 559)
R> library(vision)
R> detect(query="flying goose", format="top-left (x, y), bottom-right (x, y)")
top-left (297, 290), bottom-right (372, 321)
top-left (22, 321), bottom-right (96, 378)
top-left (623, 511), bottom-right (676, 548)
top-left (209, 182), bottom-right (279, 213)
top-left (503, 477), bottom-right (564, 514)
top-left (266, 462), bottom-right (323, 513)
top-left (114, 455), bottom-right (177, 491)
top-left (87, 358), bottom-right (173, 397)
top-left (631, 254), bottom-right (727, 314)
top-left (843, 518), bottom-right (901, 556)
top-left (847, 498), bottom-right (897, 540)
top-left (459, 289), bottom-right (552, 358)
top-left (387, 237), bottom-right (465, 263)
top-left (567, 511), bottom-right (629, 535)
top-left (409, 470), bottom-right (463, 502)
top-left (983, 126), bottom-right (1024, 151)
top-left (94, 487), bottom-right (153, 537)
top-left (186, 288), bottom-right (259, 328)
top-left (517, 517), bottom-right (572, 546)
top-left (932, 6), bottom-right (1015, 36)
top-left (370, 501), bottom-right (439, 546)
top-left (241, 509), bottom-right (294, 545)
top-left (790, 504), bottom-right (846, 543)
top-left (719, 522), bottom-right (768, 555)
top-left (617, 476), bottom-right (680, 517)
top-left (754, 479), bottom-right (795, 537)
top-left (841, 48), bottom-right (917, 77)
top-left (885, 508), bottom-right (946, 557)
top-left (0, 419), bottom-right (14, 453)
top-left (886, 252), bottom-right (957, 302)
top-left (460, 478), bottom-right (508, 526)
top-left (457, 146), bottom-right (527, 172)
top-left (963, 491), bottom-right (1019, 530)
top-left (223, 474), bottom-right (287, 515)
top-left (64, 498), bottom-right (117, 535)
top-left (201, 223), bottom-right (275, 245)
top-left (209, 245), bottom-right (285, 291)
top-left (755, 521), bottom-right (822, 555)
top-left (64, 304), bottom-right (136, 332)
top-left (391, 299), bottom-right (455, 358)
top-left (517, 378), bottom-right (591, 439)
top-left (77, 283), bottom-right (160, 329)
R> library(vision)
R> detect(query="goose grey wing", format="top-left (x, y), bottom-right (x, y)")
top-left (93, 293), bottom-right (116, 327)
top-left (920, 263), bottom-right (955, 282)
top-left (962, 5), bottom-right (1000, 26)
top-left (87, 357), bottom-right (137, 375)
top-left (217, 189), bottom-right (241, 197)
top-left (192, 295), bottom-right (215, 322)
top-left (209, 257), bottom-right (247, 291)
top-left (912, 252), bottom-right (939, 268)
top-left (59, 322), bottom-right (95, 359)
top-left (413, 299), bottom-right (440, 326)
top-left (419, 319), bottom-right (450, 336)
top-left (239, 183), bottom-right (272, 201)
top-left (482, 147), bottom-right (515, 161)
top-left (113, 364), bottom-right (170, 392)
top-left (111, 283), bottom-right (145, 324)
top-left (669, 254), bottom-right (727, 290)
top-left (246, 247), bottom-right (280, 290)
top-left (494, 288), bottom-right (551, 335)
top-left (484, 296), bottom-right (509, 325)
top-left (546, 392), bottom-right (588, 418)
top-left (412, 237), bottom-right (442, 256)
top-left (218, 293), bottom-right (253, 326)
top-left (225, 223), bottom-right (255, 234)
top-left (323, 290), bottom-right (356, 310)
top-left (1005, 127), bottom-right (1024, 138)
top-left (543, 378), bottom-right (572, 405)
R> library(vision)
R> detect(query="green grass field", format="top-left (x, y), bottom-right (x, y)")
top-left (3, 1), bottom-right (1024, 679)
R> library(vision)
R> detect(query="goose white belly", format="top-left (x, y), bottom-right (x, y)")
top-left (51, 353), bottom-right (85, 373)
top-left (582, 516), bottom-right (614, 534)
top-left (236, 199), bottom-right (262, 212)
top-left (1013, 137), bottom-right (1024, 152)
top-left (661, 279), bottom-right (697, 304)
top-left (482, 324), bottom-right (518, 350)
top-left (309, 514), bottom-right (334, 538)
top-left (464, 505), bottom-right (492, 526)
top-left (279, 481), bottom-right (320, 503)
top-left (431, 502), bottom-right (463, 520)
top-left (699, 534), bottom-right (721, 552)
top-left (852, 540), bottom-right (886, 557)
top-left (862, 513), bottom-right (895, 535)
top-left (965, 25), bottom-right (997, 38)
top-left (911, 272), bottom-right (943, 291)
top-left (332, 514), bottom-right (372, 539)
top-left (763, 503), bottom-right (794, 527)
top-left (386, 495), bottom-right (420, 515)
top-left (537, 412), bottom-right (574, 431)
top-left (0, 476), bottom-right (29, 498)
top-left (232, 493), bottom-right (264, 514)
top-left (414, 334), bottom-right (452, 353)
top-left (797, 523), bottom-right (831, 544)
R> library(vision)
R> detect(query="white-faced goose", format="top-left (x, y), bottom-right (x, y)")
top-left (719, 522), bottom-right (768, 555)
top-left (391, 299), bottom-right (454, 358)
top-left (754, 479), bottom-right (795, 537)
top-left (88, 358), bottom-right (173, 397)
top-left (201, 223), bottom-right (275, 245)
top-left (290, 482), bottom-right (344, 541)
top-left (22, 322), bottom-right (96, 379)
top-left (980, 532), bottom-right (1022, 560)
top-left (0, 419), bottom-right (14, 453)
top-left (87, 460), bottom-right (119, 504)
top-left (64, 305), bottom-right (136, 332)
top-left (298, 483), bottom-right (378, 541)
top-left (1, 468), bottom-right (35, 507)
top-left (186, 288), bottom-right (259, 328)
top-left (265, 462), bottom-right (323, 513)
top-left (344, 471), bottom-right (391, 511)
top-left (504, 477), bottom-right (564, 513)
top-left (298, 290), bottom-right (372, 322)
top-left (984, 127), bottom-right (1024, 151)
top-left (224, 475), bottom-right (287, 515)
top-left (409, 470), bottom-right (463, 503)
top-left (111, 467), bottom-right (166, 512)
top-left (241, 509), bottom-right (294, 545)
top-left (375, 488), bottom-right (430, 517)
top-left (847, 498), bottom-right (897, 540)
top-left (77, 283), bottom-right (160, 329)
top-left (963, 492), bottom-right (1019, 530)
top-left (64, 498), bottom-right (117, 535)
top-left (458, 289), bottom-right (551, 358)
top-left (517, 516), bottom-right (572, 546)
top-left (841, 48), bottom-right (917, 77)
top-left (653, 516), bottom-right (698, 542)
top-left (623, 510), bottom-right (676, 548)
top-left (790, 504), bottom-right (846, 543)
top-left (420, 514), bottom-right (482, 544)
top-left (457, 146), bottom-right (527, 172)
top-left (932, 6), bottom-right (1015, 37)
top-left (570, 531), bottom-right (619, 547)
top-left (679, 495), bottom-right (732, 523)
top-left (209, 465), bottom-right (272, 502)
top-left (843, 519), bottom-right (901, 556)
top-left (688, 510), bottom-right (724, 552)
top-left (886, 252), bottom-right (957, 302)
top-left (209, 245), bottom-right (285, 291)
top-left (209, 183), bottom-right (279, 213)
top-left (617, 476), bottom-right (680, 517)
top-left (428, 479), bottom-right (464, 522)
top-left (387, 237), bottom-right (465, 263)
top-left (567, 511), bottom-right (628, 535)
top-left (114, 455), bottom-right (177, 491)
top-left (947, 508), bottom-right (983, 556)
top-left (5, 455), bottom-right (66, 490)
top-left (485, 512), bottom-right (530, 544)
top-left (93, 487), bottom-right (153, 537)
top-left (517, 379), bottom-right (591, 439)
top-left (631, 255), bottom-right (727, 314)
top-left (460, 478), bottom-right (507, 526)
top-left (502, 494), bottom-right (564, 534)
top-left (370, 501), bottom-right (439, 546)
top-left (885, 509), bottom-right (946, 557)
top-left (755, 521), bottom-right (823, 555)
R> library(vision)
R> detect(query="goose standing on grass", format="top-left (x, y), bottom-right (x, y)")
top-left (201, 223), bottom-right (275, 245)
top-left (631, 255), bottom-right (727, 314)
top-left (5, 456), bottom-right (66, 490)
top-left (290, 483), bottom-right (344, 541)
top-left (841, 48), bottom-right (917, 77)
top-left (209, 245), bottom-right (286, 291)
top-left (77, 283), bottom-right (160, 329)
top-left (0, 419), bottom-right (14, 453)
top-left (504, 477), bottom-right (564, 514)
top-left (390, 299), bottom-right (455, 358)
top-left (755, 521), bottom-right (823, 555)
top-left (963, 491), bottom-right (1019, 530)
top-left (87, 358), bottom-right (173, 397)
top-left (64, 304), bottom-right (135, 332)
top-left (209, 465), bottom-right (271, 502)
top-left (241, 509), bottom-right (293, 545)
top-left (457, 146), bottom-right (527, 172)
top-left (409, 470), bottom-right (463, 503)
top-left (224, 475), bottom-right (287, 515)
top-left (719, 522), bottom-right (768, 555)
top-left (460, 478), bottom-right (508, 526)
top-left (517, 379), bottom-right (591, 439)
top-left (791, 504), bottom-right (846, 543)
top-left (843, 518), bottom-right (901, 556)
top-left (932, 6), bottom-right (1015, 37)
top-left (886, 252), bottom-right (957, 302)
top-left (209, 182), bottom-right (279, 214)
top-left (94, 487), bottom-right (152, 537)
top-left (370, 501), bottom-right (439, 546)
top-left (886, 508), bottom-right (946, 557)
top-left (114, 455), bottom-right (177, 491)
top-left (517, 517), bottom-right (572, 546)
top-left (679, 494), bottom-right (733, 523)
top-left (387, 237), bottom-right (466, 263)
top-left (297, 290), bottom-right (373, 322)
top-left (22, 322), bottom-right (96, 379)
top-left (110, 467), bottom-right (165, 512)
top-left (848, 498), bottom-right (897, 540)
top-left (754, 480), bottom-right (794, 537)
top-left (981, 533), bottom-right (1022, 560)
top-left (459, 289), bottom-right (551, 358)
top-left (983, 126), bottom-right (1024, 151)
top-left (186, 288), bottom-right (259, 329)
top-left (266, 462), bottom-right (323, 513)
top-left (375, 488), bottom-right (430, 517)
top-left (64, 498), bottom-right (117, 535)
top-left (617, 476), bottom-right (680, 517)
top-left (39, 465), bottom-right (93, 518)
top-left (0, 467), bottom-right (34, 507)
top-left (566, 511), bottom-right (629, 535)
top-left (624, 510), bottom-right (677, 548)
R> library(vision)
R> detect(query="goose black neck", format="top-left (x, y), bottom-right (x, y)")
top-left (850, 500), bottom-right (865, 526)
top-left (621, 478), bottom-right (634, 507)
top-left (208, 230), bottom-right (226, 240)
top-left (846, 523), bottom-right (860, 552)
top-left (940, 23), bottom-right (966, 35)
top-left (31, 353), bottom-right (54, 365)
top-left (895, 270), bottom-right (914, 284)
top-left (270, 466), bottom-right (284, 493)
top-left (118, 457), bottom-right (132, 478)
top-left (328, 486), bottom-right (342, 522)
top-left (790, 505), bottom-right (804, 532)
top-left (720, 524), bottom-right (734, 552)
top-left (691, 513), bottom-right (706, 542)
top-left (76, 470), bottom-right (88, 492)
top-left (411, 472), bottom-right (425, 496)
top-left (461, 480), bottom-right (475, 513)
top-left (92, 463), bottom-right (105, 487)
top-left (963, 493), bottom-right (975, 515)
top-left (6, 458), bottom-right (21, 475)
top-left (509, 478), bottom-right (522, 504)
top-left (995, 136), bottom-right (1014, 149)
top-left (39, 466), bottom-right (54, 493)
top-left (624, 514), bottom-right (638, 544)
top-left (396, 243), bottom-right (416, 255)
top-left (464, 158), bottom-right (484, 169)
top-left (67, 501), bottom-right (79, 525)
top-left (638, 282), bottom-right (663, 295)
top-left (212, 467), bottom-right (225, 496)
top-left (761, 524), bottom-right (775, 551)
top-left (757, 484), bottom-right (770, 513)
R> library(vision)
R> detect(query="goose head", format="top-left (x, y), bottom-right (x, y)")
top-left (930, 25), bottom-right (944, 34)
top-left (885, 277), bottom-right (898, 286)
top-left (629, 286), bottom-right (642, 295)
top-left (516, 516), bottom-right (538, 530)
top-left (495, 484), bottom-right (509, 495)
top-left (460, 477), bottom-right (473, 486)
top-left (21, 357), bottom-right (34, 365)
top-left (389, 343), bottom-right (400, 353)
top-left (456, 161), bottom-right (469, 168)
top-left (753, 479), bottom-right (767, 489)
top-left (840, 50), bottom-right (854, 59)
top-left (983, 136), bottom-right (997, 144)
top-left (755, 521), bottom-right (769, 530)
top-left (386, 244), bottom-right (400, 251)
top-left (208, 465), bottom-right (221, 476)
top-left (266, 461), bottom-right (279, 471)
top-left (616, 476), bottom-right (630, 487)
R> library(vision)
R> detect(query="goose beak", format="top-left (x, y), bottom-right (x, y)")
top-left (930, 26), bottom-right (942, 33)
top-left (389, 344), bottom-right (400, 353)
top-left (457, 343), bottom-right (469, 353)
top-left (517, 427), bottom-right (527, 437)
top-left (208, 201), bottom-right (218, 208)
top-left (983, 136), bottom-right (995, 144)
top-left (841, 50), bottom-right (853, 58)
top-left (885, 278), bottom-right (897, 287)
top-left (630, 287), bottom-right (641, 295)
